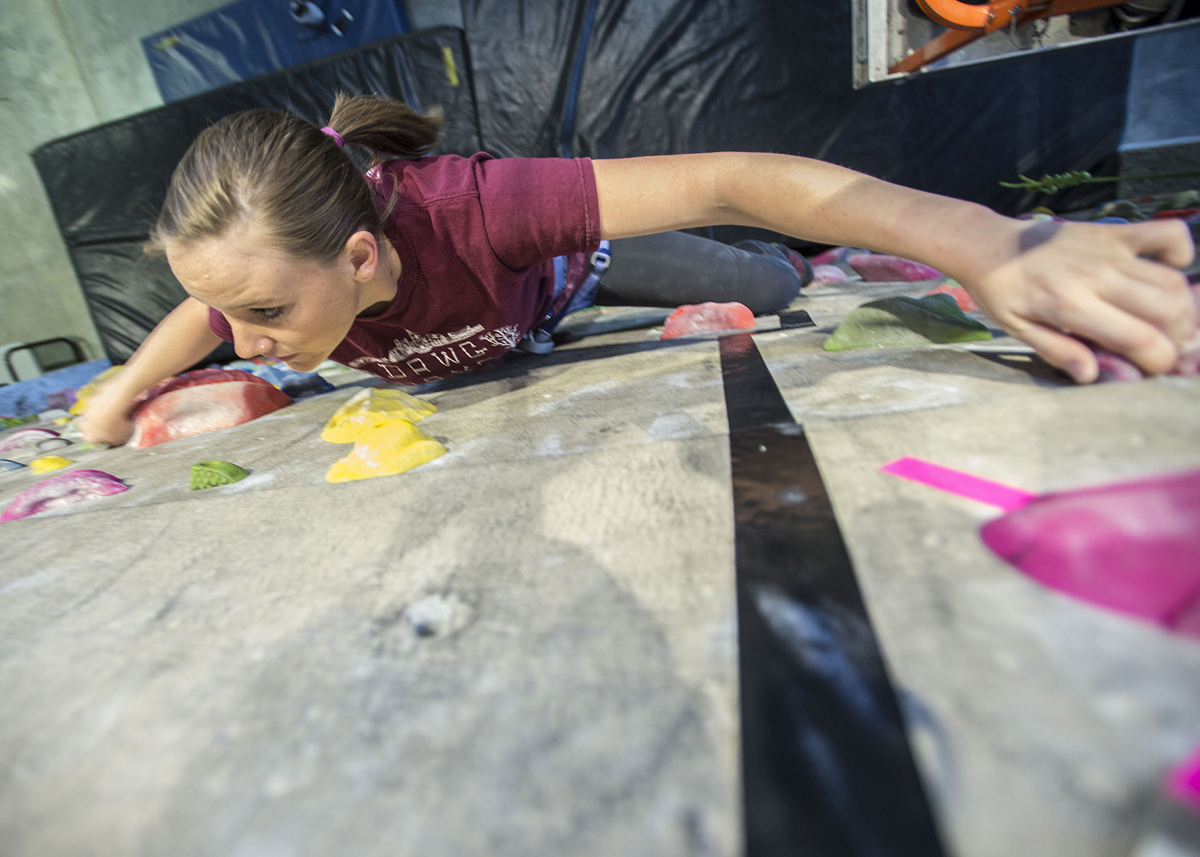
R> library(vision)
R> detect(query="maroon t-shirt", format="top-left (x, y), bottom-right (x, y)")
top-left (208, 153), bottom-right (602, 384)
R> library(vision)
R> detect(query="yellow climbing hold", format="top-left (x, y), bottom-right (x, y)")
top-left (69, 365), bottom-right (124, 415)
top-left (30, 455), bottom-right (72, 474)
top-left (325, 419), bottom-right (446, 483)
top-left (322, 388), bottom-right (437, 444)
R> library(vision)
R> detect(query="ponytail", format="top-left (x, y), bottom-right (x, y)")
top-left (148, 93), bottom-right (442, 265)
top-left (326, 93), bottom-right (443, 164)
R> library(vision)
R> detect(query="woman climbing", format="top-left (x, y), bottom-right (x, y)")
top-left (80, 94), bottom-right (1196, 447)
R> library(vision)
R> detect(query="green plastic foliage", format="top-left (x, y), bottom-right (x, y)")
top-left (824, 294), bottom-right (992, 352)
top-left (190, 460), bottom-right (250, 490)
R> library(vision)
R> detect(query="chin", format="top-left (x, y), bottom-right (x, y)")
top-left (283, 356), bottom-right (320, 373)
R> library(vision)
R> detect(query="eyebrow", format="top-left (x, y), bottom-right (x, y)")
top-left (228, 298), bottom-right (286, 310)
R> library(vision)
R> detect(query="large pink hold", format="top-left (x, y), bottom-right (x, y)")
top-left (662, 302), bottom-right (756, 339)
top-left (130, 368), bottom-right (292, 449)
top-left (980, 468), bottom-right (1200, 637)
top-left (1, 469), bottom-right (128, 522)
top-left (848, 255), bottom-right (942, 282)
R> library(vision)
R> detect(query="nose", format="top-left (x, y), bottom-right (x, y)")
top-left (229, 322), bottom-right (275, 360)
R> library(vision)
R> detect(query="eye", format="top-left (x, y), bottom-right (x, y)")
top-left (251, 307), bottom-right (285, 320)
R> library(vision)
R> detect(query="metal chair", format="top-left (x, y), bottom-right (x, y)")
top-left (2, 338), bottom-right (86, 383)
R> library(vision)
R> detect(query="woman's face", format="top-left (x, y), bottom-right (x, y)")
top-left (167, 225), bottom-right (380, 373)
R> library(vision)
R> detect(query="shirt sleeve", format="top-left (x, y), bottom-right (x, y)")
top-left (208, 308), bottom-right (234, 342)
top-left (474, 155), bottom-right (602, 270)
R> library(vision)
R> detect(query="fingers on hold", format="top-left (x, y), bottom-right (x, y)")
top-left (1120, 218), bottom-right (1196, 269)
top-left (1120, 255), bottom-right (1190, 293)
top-left (1005, 320), bottom-right (1098, 384)
top-left (1106, 262), bottom-right (1198, 345)
top-left (1076, 303), bottom-right (1180, 376)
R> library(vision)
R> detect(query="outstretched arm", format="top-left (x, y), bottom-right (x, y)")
top-left (79, 297), bottom-right (222, 446)
top-left (592, 153), bottom-right (1196, 383)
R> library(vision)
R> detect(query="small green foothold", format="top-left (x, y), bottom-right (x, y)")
top-left (190, 460), bottom-right (250, 490)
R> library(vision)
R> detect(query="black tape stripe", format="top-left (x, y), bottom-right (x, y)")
top-left (778, 309), bottom-right (816, 330)
top-left (720, 333), bottom-right (794, 432)
top-left (719, 333), bottom-right (945, 856)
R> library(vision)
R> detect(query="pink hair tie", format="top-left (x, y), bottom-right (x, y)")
top-left (320, 126), bottom-right (345, 149)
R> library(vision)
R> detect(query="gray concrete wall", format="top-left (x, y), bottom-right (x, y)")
top-left (0, 0), bottom-right (232, 363)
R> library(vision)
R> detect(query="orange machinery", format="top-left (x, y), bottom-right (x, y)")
top-left (892, 0), bottom-right (1131, 73)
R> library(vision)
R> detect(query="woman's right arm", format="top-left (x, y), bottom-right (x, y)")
top-left (79, 297), bottom-right (223, 446)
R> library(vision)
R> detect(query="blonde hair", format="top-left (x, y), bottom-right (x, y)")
top-left (148, 93), bottom-right (442, 263)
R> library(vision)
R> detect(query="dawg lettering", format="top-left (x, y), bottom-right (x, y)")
top-left (348, 324), bottom-right (524, 382)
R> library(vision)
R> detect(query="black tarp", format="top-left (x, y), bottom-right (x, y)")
top-left (462, 0), bottom-right (1135, 243)
top-left (32, 26), bottom-right (478, 364)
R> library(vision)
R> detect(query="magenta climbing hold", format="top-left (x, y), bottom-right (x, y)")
top-left (1095, 350), bottom-right (1147, 383)
top-left (0, 428), bottom-right (59, 455)
top-left (661, 302), bottom-right (756, 339)
top-left (882, 457), bottom-right (1200, 638)
top-left (130, 368), bottom-right (293, 449)
top-left (1, 469), bottom-right (128, 522)
top-left (848, 254), bottom-right (942, 282)
top-left (1167, 746), bottom-right (1200, 814)
top-left (981, 468), bottom-right (1200, 638)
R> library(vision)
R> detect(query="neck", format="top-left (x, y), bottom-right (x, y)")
top-left (358, 238), bottom-right (401, 318)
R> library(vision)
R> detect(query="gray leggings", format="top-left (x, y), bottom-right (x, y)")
top-left (596, 231), bottom-right (810, 316)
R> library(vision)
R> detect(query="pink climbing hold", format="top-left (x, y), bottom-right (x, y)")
top-left (1167, 746), bottom-right (1200, 814)
top-left (130, 368), bottom-right (293, 449)
top-left (0, 428), bottom-right (59, 455)
top-left (881, 457), bottom-right (1200, 638)
top-left (810, 246), bottom-right (867, 265)
top-left (848, 254), bottom-right (942, 282)
top-left (662, 302), bottom-right (756, 339)
top-left (811, 264), bottom-right (851, 284)
top-left (926, 281), bottom-right (979, 312)
top-left (980, 467), bottom-right (1200, 638)
top-left (1, 469), bottom-right (128, 522)
top-left (1094, 350), bottom-right (1147, 383)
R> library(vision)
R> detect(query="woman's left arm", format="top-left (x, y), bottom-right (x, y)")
top-left (592, 152), bottom-right (1197, 383)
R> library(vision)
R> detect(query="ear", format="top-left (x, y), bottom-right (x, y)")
top-left (344, 230), bottom-right (380, 282)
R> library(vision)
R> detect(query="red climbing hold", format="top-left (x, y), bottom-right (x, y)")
top-left (926, 281), bottom-right (979, 312)
top-left (848, 254), bottom-right (942, 282)
top-left (130, 369), bottom-right (293, 449)
top-left (661, 302), bottom-right (756, 339)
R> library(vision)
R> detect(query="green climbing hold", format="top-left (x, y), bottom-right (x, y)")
top-left (189, 460), bottom-right (250, 490)
top-left (824, 293), bottom-right (992, 352)
top-left (0, 415), bottom-right (36, 429)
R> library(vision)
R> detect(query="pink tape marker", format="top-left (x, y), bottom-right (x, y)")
top-left (1167, 746), bottom-right (1200, 815)
top-left (880, 457), bottom-right (1037, 511)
